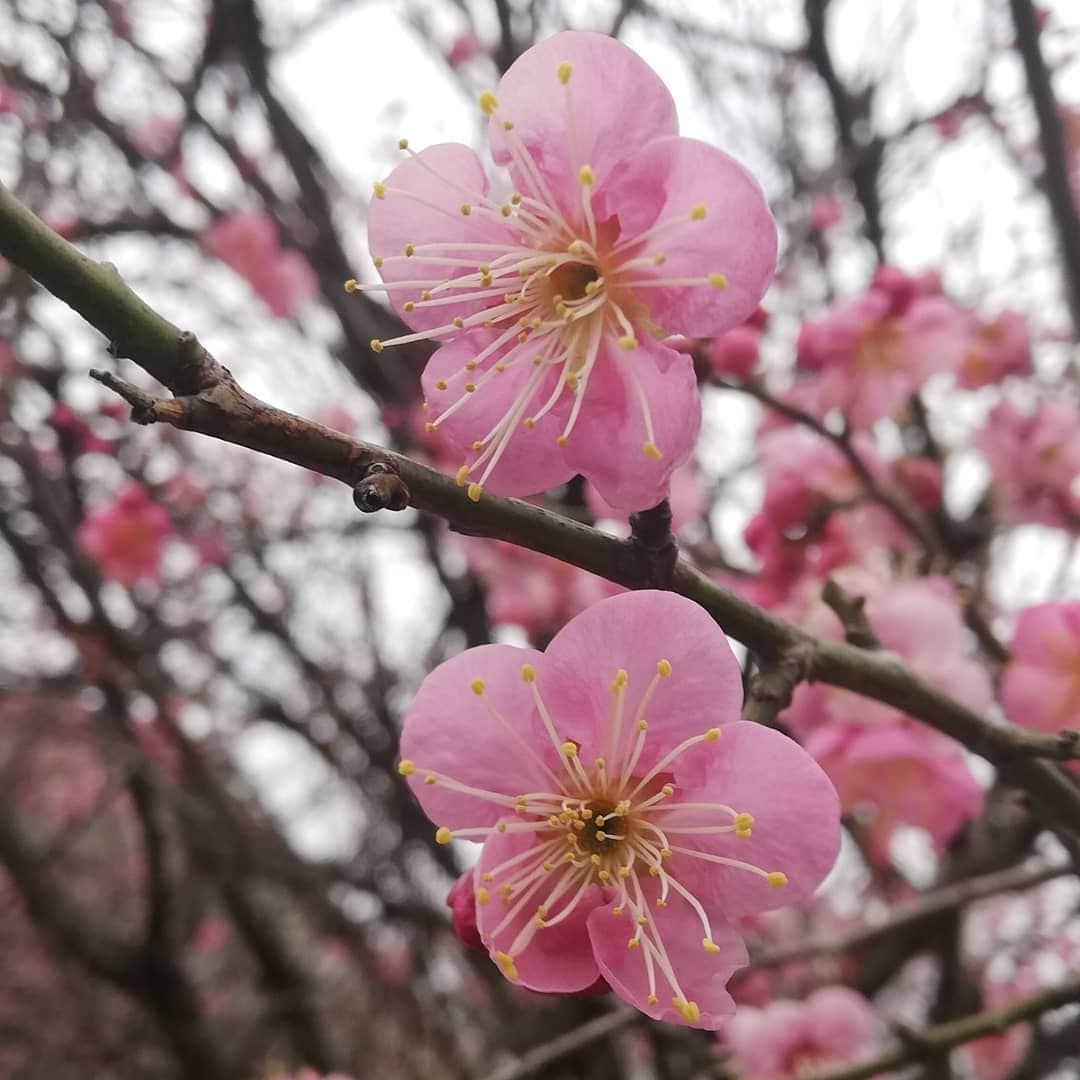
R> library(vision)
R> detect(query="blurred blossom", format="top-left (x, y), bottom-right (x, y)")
top-left (362, 31), bottom-right (776, 509)
top-left (398, 591), bottom-right (839, 1028)
top-left (445, 31), bottom-right (484, 67)
top-left (808, 194), bottom-right (842, 231)
top-left (720, 986), bottom-right (881, 1078)
top-left (76, 481), bottom-right (174, 587)
top-left (955, 309), bottom-right (1031, 389)
top-left (707, 307), bottom-right (768, 381)
top-left (202, 212), bottom-right (318, 318)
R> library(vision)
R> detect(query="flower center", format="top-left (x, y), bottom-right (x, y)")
top-left (548, 259), bottom-right (600, 304)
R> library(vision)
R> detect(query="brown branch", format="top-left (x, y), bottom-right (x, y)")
top-left (3, 181), bottom-right (1080, 840)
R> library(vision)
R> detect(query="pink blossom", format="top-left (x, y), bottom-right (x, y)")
top-left (796, 269), bottom-right (969, 427)
top-left (955, 310), bottom-right (1030, 389)
top-left (445, 31), bottom-right (484, 67)
top-left (708, 324), bottom-right (761, 380)
top-left (974, 397), bottom-right (1080, 528)
top-left (362, 32), bottom-right (777, 510)
top-left (48, 403), bottom-right (112, 455)
top-left (76, 482), bottom-right (173, 587)
top-left (1000, 601), bottom-right (1080, 739)
top-left (585, 458), bottom-right (707, 534)
top-left (202, 212), bottom-right (318, 318)
top-left (892, 456), bottom-right (943, 511)
top-left (398, 591), bottom-right (840, 1027)
top-left (721, 986), bottom-right (880, 1078)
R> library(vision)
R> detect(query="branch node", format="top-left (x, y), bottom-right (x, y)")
top-left (353, 461), bottom-right (410, 513)
top-left (822, 578), bottom-right (881, 649)
top-left (628, 498), bottom-right (677, 587)
top-left (742, 640), bottom-right (817, 726)
top-left (89, 369), bottom-right (163, 426)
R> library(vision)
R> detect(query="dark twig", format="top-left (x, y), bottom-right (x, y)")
top-left (822, 578), bottom-right (882, 649)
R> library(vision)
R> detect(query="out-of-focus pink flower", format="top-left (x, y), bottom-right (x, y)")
top-left (399, 591), bottom-right (840, 1028)
top-left (1000, 601), bottom-right (1080, 741)
top-left (892, 456), bottom-right (943, 511)
top-left (974, 397), bottom-right (1080, 528)
top-left (445, 31), bottom-right (484, 67)
top-left (956, 310), bottom-right (1030, 389)
top-left (48, 403), bottom-right (112, 455)
top-left (132, 115), bottom-right (181, 160)
top-left (586, 459), bottom-right (707, 534)
top-left (720, 986), bottom-right (880, 1078)
top-left (808, 194), bottom-right (842, 231)
top-left (447, 870), bottom-right (484, 951)
top-left (955, 969), bottom-right (1040, 1080)
top-left (463, 536), bottom-right (623, 642)
top-left (76, 482), bottom-right (173, 587)
top-left (363, 32), bottom-right (777, 510)
top-left (0, 82), bottom-right (21, 116)
top-left (192, 917), bottom-right (231, 955)
top-left (202, 212), bottom-right (318, 318)
top-left (796, 270), bottom-right (969, 428)
top-left (708, 324), bottom-right (761, 380)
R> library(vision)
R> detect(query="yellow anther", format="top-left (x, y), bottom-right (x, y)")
top-left (373, 182), bottom-right (386, 199)
top-left (689, 204), bottom-right (706, 221)
top-left (733, 812), bottom-right (754, 830)
top-left (615, 800), bottom-right (631, 815)
top-left (643, 441), bottom-right (662, 460)
top-left (612, 669), bottom-right (628, 691)
top-left (470, 678), bottom-right (486, 696)
top-left (647, 994), bottom-right (658, 1005)
top-left (655, 898), bottom-right (667, 908)
top-left (464, 360), bottom-right (478, 371)
top-left (548, 815), bottom-right (560, 827)
top-left (578, 164), bottom-right (595, 187)
top-left (467, 483), bottom-right (482, 502)
top-left (565, 373), bottom-right (579, 390)
top-left (398, 137), bottom-right (409, 150)
top-left (652, 252), bottom-right (667, 265)
top-left (424, 775), bottom-right (436, 785)
top-left (568, 241), bottom-right (586, 257)
top-left (673, 998), bottom-right (701, 1023)
top-left (637, 720), bottom-right (648, 732)
top-left (517, 331), bottom-right (528, 343)
top-left (344, 278), bottom-right (357, 293)
top-left (521, 664), bottom-right (536, 683)
top-left (636, 916), bottom-right (648, 927)
top-left (464, 382), bottom-right (477, 393)
top-left (480, 273), bottom-right (492, 286)
top-left (617, 867), bottom-right (631, 879)
top-left (511, 192), bottom-right (522, 204)
top-left (404, 243), bottom-right (415, 256)
top-left (702, 938), bottom-right (720, 954)
top-left (476, 887), bottom-right (490, 904)
top-left (460, 203), bottom-right (471, 216)
top-left (581, 808), bottom-right (593, 819)
top-left (618, 335), bottom-right (639, 350)
top-left (708, 272), bottom-right (728, 290)
top-left (595, 757), bottom-right (606, 770)
top-left (501, 204), bottom-right (512, 218)
top-left (590, 853), bottom-right (601, 866)
top-left (612, 905), bottom-right (624, 915)
top-left (495, 951), bottom-right (519, 980)
top-left (455, 465), bottom-right (469, 486)
top-left (479, 91), bottom-right (498, 116)
top-left (373, 256), bottom-right (384, 268)
top-left (481, 872), bottom-right (493, 883)
top-left (657, 659), bottom-right (672, 678)
top-left (397, 760), bottom-right (416, 775)
top-left (561, 741), bottom-right (578, 758)
top-left (435, 827), bottom-right (453, 844)
top-left (534, 917), bottom-right (546, 928)
top-left (557, 61), bottom-right (573, 84)
top-left (660, 847), bottom-right (672, 859)
top-left (502, 119), bottom-right (514, 131)
top-left (496, 822), bottom-right (507, 833)
top-left (627, 938), bottom-right (640, 950)
top-left (370, 339), bottom-right (384, 353)
top-left (436, 379), bottom-right (448, 391)
top-left (453, 317), bottom-right (465, 328)
top-left (420, 290), bottom-right (432, 301)
top-left (523, 418), bottom-right (536, 429)
top-left (403, 301), bottom-right (415, 312)
top-left (704, 728), bottom-right (722, 742)
top-left (661, 784), bottom-right (674, 797)
top-left (556, 435), bottom-right (569, 447)
top-left (767, 871), bottom-right (789, 889)
top-left (648, 865), bottom-right (660, 877)
top-left (598, 869), bottom-right (610, 882)
top-left (737, 828), bottom-right (752, 839)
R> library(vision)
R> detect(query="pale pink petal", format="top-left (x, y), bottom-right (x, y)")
top-left (399, 644), bottom-right (558, 830)
top-left (368, 143), bottom-right (520, 332)
top-left (604, 137), bottom-right (777, 337)
top-left (665, 723), bottom-right (841, 915)
top-left (537, 590), bottom-right (743, 775)
top-left (561, 335), bottom-right (700, 511)
top-left (587, 893), bottom-right (747, 1029)
top-left (487, 31), bottom-right (678, 228)
top-left (421, 332), bottom-right (577, 496)
top-left (476, 828), bottom-right (604, 992)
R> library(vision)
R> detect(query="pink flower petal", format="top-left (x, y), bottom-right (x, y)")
top-left (475, 828), bottom-right (604, 992)
top-left (488, 31), bottom-right (678, 227)
top-left (561, 335), bottom-right (701, 511)
top-left (587, 892), bottom-right (747, 1028)
top-left (603, 136), bottom-right (777, 337)
top-left (666, 723), bottom-right (841, 915)
top-left (399, 644), bottom-right (558, 830)
top-left (368, 143), bottom-right (520, 332)
top-left (537, 590), bottom-right (743, 775)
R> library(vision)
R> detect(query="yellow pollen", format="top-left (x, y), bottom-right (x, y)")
top-left (435, 827), bottom-right (452, 845)
top-left (618, 335), bottom-right (639, 351)
top-left (535, 918), bottom-right (546, 928)
top-left (652, 252), bottom-right (667, 265)
top-left (495, 951), bottom-right (519, 980)
top-left (479, 91), bottom-right (498, 116)
top-left (612, 906), bottom-right (623, 915)
top-left (421, 290), bottom-right (432, 301)
top-left (708, 272), bottom-right (728, 290)
top-left (470, 678), bottom-right (486, 696)
top-left (598, 869), bottom-right (610, 882)
top-left (661, 784), bottom-right (674, 796)
top-left (480, 273), bottom-right (492, 286)
top-left (373, 182), bottom-right (386, 199)
top-left (660, 847), bottom-right (672, 859)
top-left (734, 812), bottom-right (754, 830)
top-left (472, 441), bottom-right (483, 451)
top-left (567, 240), bottom-right (585, 255)
top-left (618, 867), bottom-right (631, 879)
top-left (767, 871), bottom-right (789, 889)
top-left (521, 664), bottom-right (536, 682)
top-left (481, 872), bottom-right (493, 883)
top-left (404, 243), bottom-right (414, 256)
top-left (627, 938), bottom-right (640, 950)
top-left (643, 441), bottom-right (662, 460)
top-left (373, 256), bottom-right (383, 268)
top-left (702, 939), bottom-right (720, 954)
top-left (560, 741), bottom-right (578, 758)
top-left (737, 828), bottom-right (752, 839)
top-left (404, 301), bottom-right (418, 313)
top-left (655, 899), bottom-right (667, 908)
top-left (578, 164), bottom-right (595, 187)
top-left (436, 379), bottom-right (448, 391)
top-left (511, 193), bottom-right (522, 204)
top-left (503, 120), bottom-right (514, 131)
top-left (566, 373), bottom-right (579, 390)
top-left (595, 757), bottom-right (605, 770)
top-left (657, 659), bottom-right (672, 678)
top-left (637, 720), bottom-right (648, 732)
top-left (464, 382), bottom-right (477, 393)
top-left (501, 204), bottom-right (512, 217)
top-left (464, 360), bottom-right (478, 371)
top-left (460, 203), bottom-right (471, 216)
top-left (557, 61), bottom-right (572, 84)
top-left (476, 887), bottom-right (489, 904)
top-left (344, 278), bottom-right (357, 293)
top-left (455, 466), bottom-right (469, 486)
top-left (523, 418), bottom-right (536, 429)
top-left (584, 281), bottom-right (599, 296)
top-left (424, 775), bottom-right (436, 785)
top-left (556, 435), bottom-right (569, 447)
top-left (370, 339), bottom-right (383, 353)
top-left (467, 483), bottom-right (483, 502)
top-left (704, 728), bottom-right (722, 742)
top-left (690, 204), bottom-right (706, 221)
top-left (647, 994), bottom-right (658, 1005)
top-left (612, 670), bottom-right (628, 691)
top-left (673, 998), bottom-right (701, 1023)
top-left (397, 760), bottom-right (416, 775)
top-left (496, 822), bottom-right (507, 833)
top-left (453, 317), bottom-right (465, 328)
top-left (397, 137), bottom-right (409, 150)
top-left (636, 917), bottom-right (648, 927)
